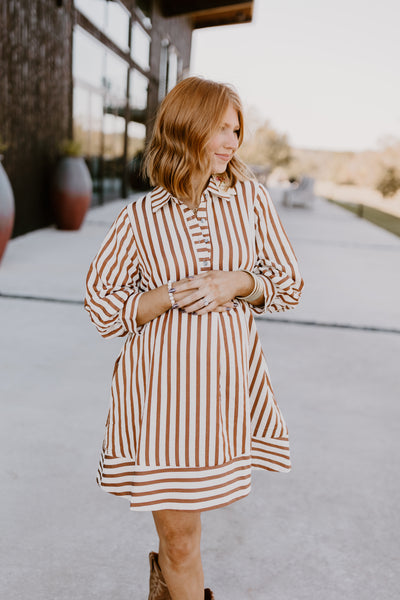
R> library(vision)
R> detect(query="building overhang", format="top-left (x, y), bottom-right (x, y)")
top-left (160, 1), bottom-right (253, 29)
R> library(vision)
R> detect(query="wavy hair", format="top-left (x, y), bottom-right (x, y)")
top-left (143, 76), bottom-right (253, 199)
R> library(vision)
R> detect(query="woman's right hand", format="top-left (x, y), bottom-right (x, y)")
top-left (171, 273), bottom-right (240, 314)
top-left (137, 275), bottom-right (237, 327)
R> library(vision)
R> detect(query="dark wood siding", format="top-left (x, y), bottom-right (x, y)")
top-left (0, 0), bottom-right (74, 236)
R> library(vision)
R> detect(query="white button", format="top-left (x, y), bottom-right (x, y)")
top-left (204, 238), bottom-right (210, 243)
top-left (202, 260), bottom-right (210, 266)
top-left (201, 218), bottom-right (206, 223)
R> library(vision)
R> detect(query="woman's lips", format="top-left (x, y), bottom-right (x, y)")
top-left (215, 154), bottom-right (231, 161)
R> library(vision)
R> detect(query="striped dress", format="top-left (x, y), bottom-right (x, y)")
top-left (85, 177), bottom-right (303, 511)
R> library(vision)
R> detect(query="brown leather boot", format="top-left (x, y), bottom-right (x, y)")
top-left (148, 551), bottom-right (215, 600)
top-left (148, 552), bottom-right (171, 600)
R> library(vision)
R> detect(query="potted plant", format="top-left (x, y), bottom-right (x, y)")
top-left (0, 137), bottom-right (15, 263)
top-left (51, 139), bottom-right (92, 230)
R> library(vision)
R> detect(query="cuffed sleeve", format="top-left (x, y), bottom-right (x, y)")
top-left (84, 208), bottom-right (145, 338)
top-left (249, 183), bottom-right (304, 314)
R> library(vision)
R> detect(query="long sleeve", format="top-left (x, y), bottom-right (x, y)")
top-left (84, 207), bottom-right (145, 338)
top-left (249, 183), bottom-right (304, 314)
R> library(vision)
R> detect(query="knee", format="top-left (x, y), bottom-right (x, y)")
top-left (159, 521), bottom-right (200, 567)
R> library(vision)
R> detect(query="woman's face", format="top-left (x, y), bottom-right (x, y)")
top-left (208, 104), bottom-right (240, 175)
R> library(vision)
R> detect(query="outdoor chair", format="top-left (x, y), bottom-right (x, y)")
top-left (282, 176), bottom-right (315, 208)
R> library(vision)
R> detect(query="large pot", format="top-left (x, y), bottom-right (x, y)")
top-left (0, 155), bottom-right (15, 263)
top-left (52, 156), bottom-right (92, 230)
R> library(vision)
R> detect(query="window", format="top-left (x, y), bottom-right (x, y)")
top-left (131, 21), bottom-right (151, 70)
top-left (73, 87), bottom-right (103, 157)
top-left (73, 26), bottom-right (105, 90)
top-left (128, 122), bottom-right (146, 161)
top-left (102, 112), bottom-right (126, 197)
top-left (104, 50), bottom-right (129, 100)
top-left (105, 1), bottom-right (130, 52)
top-left (72, 1), bottom-right (155, 201)
top-left (74, 0), bottom-right (106, 33)
top-left (74, 0), bottom-right (130, 53)
top-left (158, 40), bottom-right (182, 101)
top-left (73, 26), bottom-right (129, 202)
top-left (127, 122), bottom-right (147, 192)
top-left (73, 86), bottom-right (104, 196)
top-left (129, 69), bottom-right (148, 111)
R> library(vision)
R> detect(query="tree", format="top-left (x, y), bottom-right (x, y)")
top-left (239, 121), bottom-right (292, 171)
top-left (376, 166), bottom-right (400, 198)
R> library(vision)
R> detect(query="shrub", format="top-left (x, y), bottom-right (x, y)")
top-left (376, 167), bottom-right (400, 198)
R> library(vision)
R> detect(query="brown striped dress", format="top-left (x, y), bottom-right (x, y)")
top-left (85, 177), bottom-right (303, 511)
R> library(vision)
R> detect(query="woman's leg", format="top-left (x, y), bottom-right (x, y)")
top-left (152, 509), bottom-right (204, 600)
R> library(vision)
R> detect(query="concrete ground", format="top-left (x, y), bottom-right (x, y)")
top-left (1, 192), bottom-right (399, 599)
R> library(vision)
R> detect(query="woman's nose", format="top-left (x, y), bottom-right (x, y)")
top-left (225, 131), bottom-right (239, 150)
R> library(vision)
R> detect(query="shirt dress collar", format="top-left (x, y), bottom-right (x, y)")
top-left (150, 175), bottom-right (237, 213)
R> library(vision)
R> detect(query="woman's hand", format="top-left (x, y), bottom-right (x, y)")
top-left (172, 270), bottom-right (254, 315)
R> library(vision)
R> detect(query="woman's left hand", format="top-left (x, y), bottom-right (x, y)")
top-left (172, 270), bottom-right (252, 315)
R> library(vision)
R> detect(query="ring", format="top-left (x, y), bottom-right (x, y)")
top-left (203, 297), bottom-right (212, 307)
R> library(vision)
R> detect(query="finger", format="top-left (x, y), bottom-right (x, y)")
top-left (195, 299), bottom-right (236, 315)
top-left (212, 306), bottom-right (232, 313)
top-left (208, 301), bottom-right (235, 312)
top-left (176, 290), bottom-right (208, 309)
top-left (190, 271), bottom-right (212, 280)
top-left (173, 289), bottom-right (199, 302)
top-left (175, 276), bottom-right (211, 293)
top-left (222, 300), bottom-right (236, 308)
top-left (184, 295), bottom-right (216, 314)
top-left (173, 277), bottom-right (198, 293)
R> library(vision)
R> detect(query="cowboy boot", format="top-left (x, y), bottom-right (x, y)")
top-left (148, 552), bottom-right (171, 600)
top-left (148, 551), bottom-right (215, 600)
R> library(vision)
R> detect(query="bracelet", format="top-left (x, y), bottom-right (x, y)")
top-left (167, 280), bottom-right (178, 309)
top-left (236, 270), bottom-right (264, 303)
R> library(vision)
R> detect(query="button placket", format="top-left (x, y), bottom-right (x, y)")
top-left (197, 195), bottom-right (212, 271)
top-left (180, 195), bottom-right (212, 273)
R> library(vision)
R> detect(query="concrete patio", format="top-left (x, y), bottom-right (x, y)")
top-left (1, 191), bottom-right (399, 599)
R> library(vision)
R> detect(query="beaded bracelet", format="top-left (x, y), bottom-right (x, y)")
top-left (236, 270), bottom-right (264, 303)
top-left (167, 280), bottom-right (178, 309)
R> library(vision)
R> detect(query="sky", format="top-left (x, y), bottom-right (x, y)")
top-left (190, 0), bottom-right (400, 152)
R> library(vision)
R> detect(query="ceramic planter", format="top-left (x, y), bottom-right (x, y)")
top-left (0, 156), bottom-right (15, 263)
top-left (52, 156), bottom-right (92, 230)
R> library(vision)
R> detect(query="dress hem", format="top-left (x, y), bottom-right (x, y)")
top-left (96, 436), bottom-right (291, 511)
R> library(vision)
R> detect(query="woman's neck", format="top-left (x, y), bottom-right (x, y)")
top-left (181, 173), bottom-right (211, 209)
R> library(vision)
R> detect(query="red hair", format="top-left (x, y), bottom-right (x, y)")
top-left (144, 76), bottom-right (253, 199)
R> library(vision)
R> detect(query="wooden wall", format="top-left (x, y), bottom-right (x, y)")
top-left (0, 0), bottom-right (74, 236)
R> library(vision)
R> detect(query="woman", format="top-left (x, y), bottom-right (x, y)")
top-left (85, 76), bottom-right (303, 600)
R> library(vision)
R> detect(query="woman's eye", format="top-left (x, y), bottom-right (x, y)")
top-left (234, 129), bottom-right (240, 137)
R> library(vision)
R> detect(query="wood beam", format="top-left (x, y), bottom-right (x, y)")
top-left (161, 1), bottom-right (253, 19)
